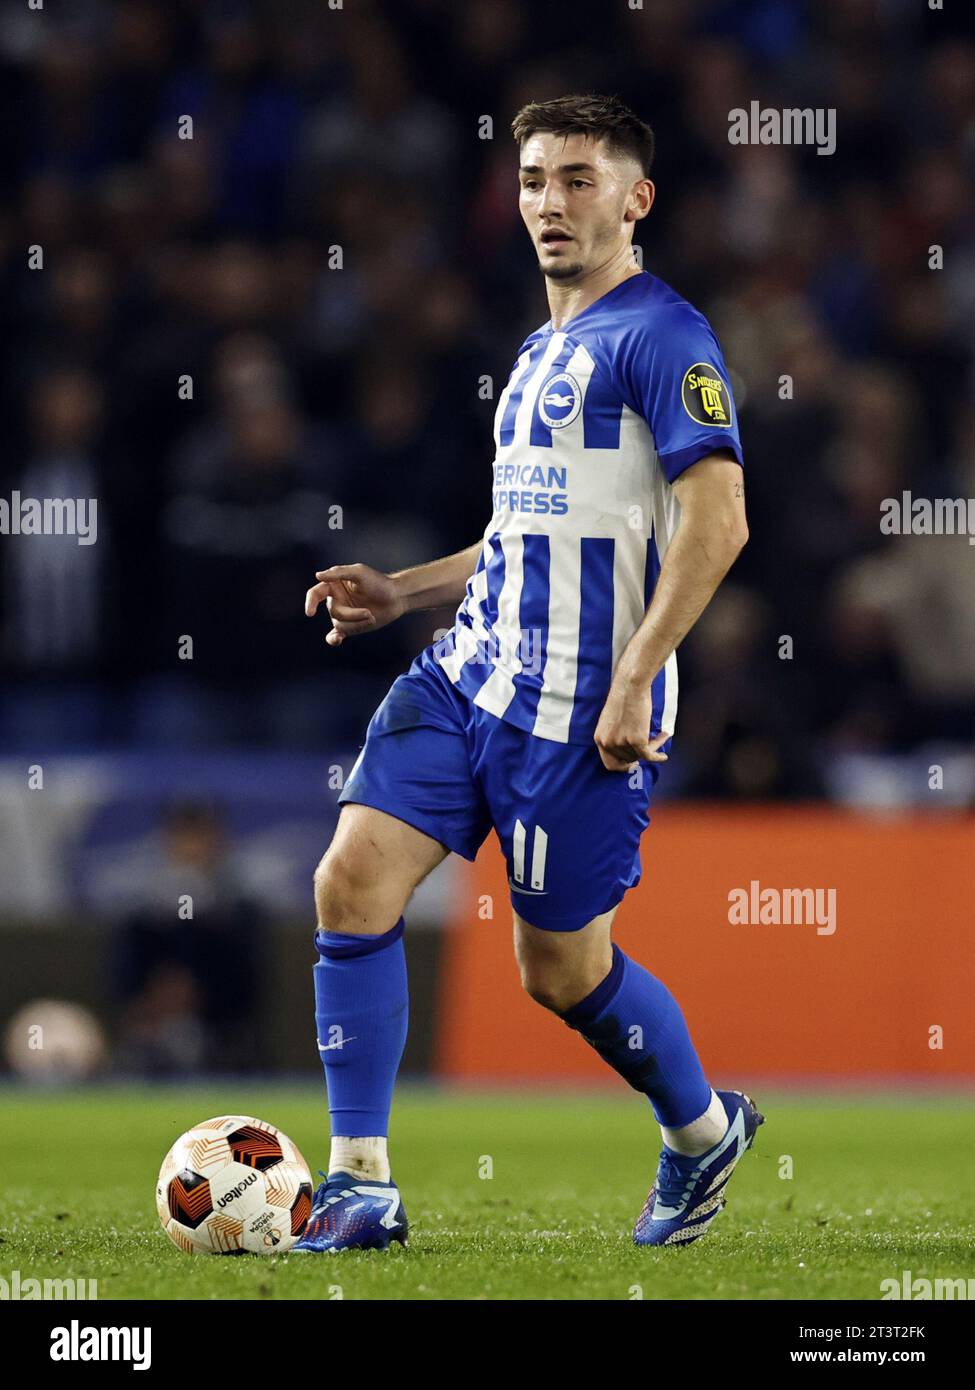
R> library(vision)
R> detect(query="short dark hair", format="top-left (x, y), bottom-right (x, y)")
top-left (511, 93), bottom-right (655, 178)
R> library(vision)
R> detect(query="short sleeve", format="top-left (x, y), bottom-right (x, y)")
top-left (616, 307), bottom-right (744, 483)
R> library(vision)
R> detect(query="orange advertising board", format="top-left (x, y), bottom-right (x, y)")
top-left (435, 807), bottom-right (975, 1083)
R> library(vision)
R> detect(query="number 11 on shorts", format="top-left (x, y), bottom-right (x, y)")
top-left (512, 819), bottom-right (549, 891)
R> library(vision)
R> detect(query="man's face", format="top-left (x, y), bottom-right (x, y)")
top-left (517, 132), bottom-right (649, 282)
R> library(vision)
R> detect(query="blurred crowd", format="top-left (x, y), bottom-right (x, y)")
top-left (1, 0), bottom-right (974, 796)
top-left (108, 799), bottom-right (264, 1075)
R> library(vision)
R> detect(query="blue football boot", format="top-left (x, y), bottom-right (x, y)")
top-left (633, 1089), bottom-right (764, 1247)
top-left (290, 1170), bottom-right (408, 1253)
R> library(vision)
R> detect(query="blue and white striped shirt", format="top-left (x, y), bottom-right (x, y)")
top-left (436, 271), bottom-right (744, 745)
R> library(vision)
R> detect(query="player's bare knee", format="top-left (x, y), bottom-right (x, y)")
top-left (312, 852), bottom-right (340, 928)
top-left (518, 960), bottom-right (577, 1014)
top-left (515, 916), bottom-right (607, 1012)
top-left (313, 849), bottom-right (377, 935)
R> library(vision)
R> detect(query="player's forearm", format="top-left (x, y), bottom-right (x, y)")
top-left (614, 521), bottom-right (745, 691)
top-left (390, 541), bottom-right (482, 613)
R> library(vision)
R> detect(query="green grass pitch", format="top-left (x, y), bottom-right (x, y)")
top-left (3, 1084), bottom-right (973, 1300)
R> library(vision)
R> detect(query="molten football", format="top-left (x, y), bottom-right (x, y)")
top-left (156, 1115), bottom-right (313, 1255)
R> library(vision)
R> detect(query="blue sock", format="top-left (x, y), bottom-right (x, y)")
top-left (313, 917), bottom-right (407, 1138)
top-left (560, 944), bottom-right (712, 1129)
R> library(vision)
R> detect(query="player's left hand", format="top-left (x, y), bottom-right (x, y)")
top-left (594, 682), bottom-right (669, 772)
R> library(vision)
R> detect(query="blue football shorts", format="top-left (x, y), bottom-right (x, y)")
top-left (336, 643), bottom-right (664, 932)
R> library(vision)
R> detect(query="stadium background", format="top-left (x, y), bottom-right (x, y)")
top-left (1, 0), bottom-right (973, 1096)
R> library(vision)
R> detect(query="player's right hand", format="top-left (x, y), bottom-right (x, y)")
top-left (305, 563), bottom-right (407, 646)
